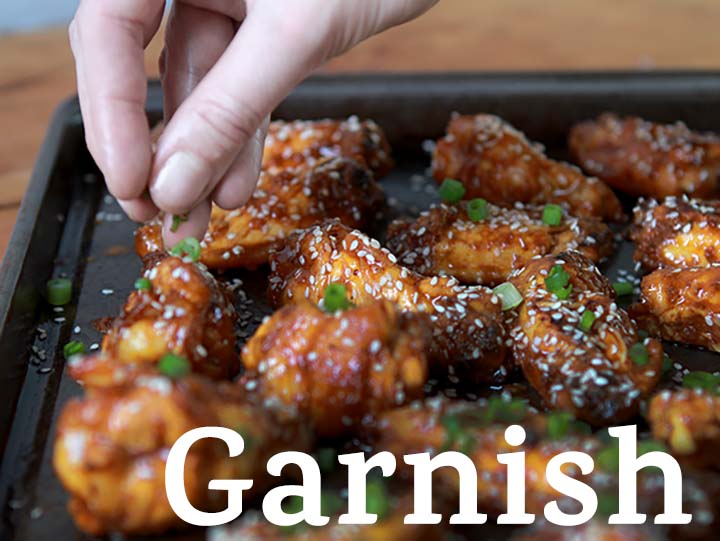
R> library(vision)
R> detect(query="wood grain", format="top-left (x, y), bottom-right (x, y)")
top-left (1, 0), bottom-right (720, 258)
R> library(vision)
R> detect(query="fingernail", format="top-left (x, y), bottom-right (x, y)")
top-left (151, 151), bottom-right (212, 213)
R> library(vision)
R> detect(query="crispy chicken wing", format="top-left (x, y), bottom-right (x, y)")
top-left (135, 157), bottom-right (385, 269)
top-left (71, 254), bottom-right (238, 382)
top-left (53, 370), bottom-right (311, 536)
top-left (508, 252), bottom-right (663, 425)
top-left (631, 196), bottom-right (720, 271)
top-left (648, 388), bottom-right (720, 468)
top-left (268, 220), bottom-right (510, 383)
top-left (432, 114), bottom-right (624, 221)
top-left (630, 266), bottom-right (720, 352)
top-left (240, 300), bottom-right (428, 438)
top-left (569, 113), bottom-right (720, 199)
top-left (263, 117), bottom-right (393, 178)
top-left (386, 201), bottom-right (613, 286)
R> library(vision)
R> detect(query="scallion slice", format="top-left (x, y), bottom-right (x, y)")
top-left (63, 340), bottom-right (85, 359)
top-left (628, 342), bottom-right (649, 366)
top-left (579, 310), bottom-right (597, 332)
top-left (542, 204), bottom-right (563, 226)
top-left (170, 237), bottom-right (201, 262)
top-left (47, 278), bottom-right (72, 306)
top-left (439, 178), bottom-right (466, 203)
top-left (544, 264), bottom-right (572, 300)
top-left (323, 283), bottom-right (353, 312)
top-left (134, 277), bottom-right (152, 291)
top-left (467, 198), bottom-right (489, 222)
top-left (171, 214), bottom-right (188, 233)
top-left (158, 353), bottom-right (191, 379)
top-left (365, 480), bottom-right (390, 519)
top-left (492, 282), bottom-right (523, 311)
top-left (613, 281), bottom-right (634, 297)
top-left (683, 371), bottom-right (720, 394)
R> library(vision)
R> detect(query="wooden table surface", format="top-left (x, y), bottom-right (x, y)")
top-left (1, 0), bottom-right (719, 259)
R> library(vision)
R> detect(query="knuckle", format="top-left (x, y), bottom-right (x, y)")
top-left (193, 95), bottom-right (264, 156)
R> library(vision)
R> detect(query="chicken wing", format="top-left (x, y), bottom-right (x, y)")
top-left (71, 254), bottom-right (239, 382)
top-left (240, 300), bottom-right (428, 438)
top-left (432, 114), bottom-right (624, 221)
top-left (53, 370), bottom-right (311, 536)
top-left (648, 388), bottom-right (720, 468)
top-left (263, 117), bottom-right (394, 178)
top-left (508, 252), bottom-right (663, 425)
top-left (268, 220), bottom-right (510, 383)
top-left (135, 157), bottom-right (385, 269)
top-left (630, 266), bottom-right (720, 352)
top-left (631, 196), bottom-right (720, 271)
top-left (569, 113), bottom-right (720, 199)
top-left (511, 521), bottom-right (667, 541)
top-left (386, 201), bottom-right (613, 286)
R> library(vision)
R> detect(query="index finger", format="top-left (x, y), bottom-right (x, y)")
top-left (71, 0), bottom-right (165, 201)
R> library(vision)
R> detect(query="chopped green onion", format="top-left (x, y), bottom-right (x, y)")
top-left (365, 480), bottom-right (390, 519)
top-left (492, 282), bottom-right (523, 311)
top-left (134, 277), bottom-right (152, 291)
top-left (323, 283), bottom-right (353, 312)
top-left (597, 444), bottom-right (620, 472)
top-left (596, 492), bottom-right (619, 517)
top-left (320, 491), bottom-right (344, 516)
top-left (547, 411), bottom-right (573, 440)
top-left (491, 397), bottom-right (527, 424)
top-left (545, 264), bottom-right (573, 300)
top-left (316, 448), bottom-right (337, 472)
top-left (613, 281), bottom-right (634, 297)
top-left (170, 237), bottom-right (201, 262)
top-left (440, 413), bottom-right (463, 451)
top-left (467, 198), bottom-right (489, 221)
top-left (637, 441), bottom-right (666, 455)
top-left (47, 278), bottom-right (72, 306)
top-left (439, 178), bottom-right (466, 204)
top-left (171, 214), bottom-right (188, 233)
top-left (282, 495), bottom-right (303, 515)
top-left (542, 204), bottom-right (563, 226)
top-left (578, 310), bottom-right (597, 333)
top-left (63, 340), bottom-right (85, 359)
top-left (683, 371), bottom-right (720, 394)
top-left (662, 353), bottom-right (673, 374)
top-left (628, 342), bottom-right (649, 366)
top-left (158, 353), bottom-right (191, 379)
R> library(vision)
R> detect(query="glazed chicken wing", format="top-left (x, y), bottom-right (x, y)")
top-left (136, 158), bottom-right (385, 270)
top-left (432, 114), bottom-right (624, 221)
top-left (631, 196), bottom-right (720, 271)
top-left (648, 388), bottom-right (720, 468)
top-left (386, 201), bottom-right (613, 286)
top-left (263, 117), bottom-right (394, 178)
top-left (570, 113), bottom-right (720, 199)
top-left (240, 300), bottom-right (428, 438)
top-left (508, 252), bottom-right (663, 425)
top-left (268, 220), bottom-right (510, 383)
top-left (511, 521), bottom-right (667, 541)
top-left (71, 254), bottom-right (238, 383)
top-left (630, 265), bottom-right (720, 352)
top-left (53, 370), bottom-right (311, 536)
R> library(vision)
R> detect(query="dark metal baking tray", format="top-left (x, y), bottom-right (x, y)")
top-left (2, 72), bottom-right (720, 540)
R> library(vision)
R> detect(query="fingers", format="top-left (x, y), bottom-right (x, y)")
top-left (161, 198), bottom-right (212, 248)
top-left (70, 0), bottom-right (165, 201)
top-left (118, 197), bottom-right (159, 223)
top-left (149, 5), bottom-right (325, 217)
top-left (212, 116), bottom-right (269, 210)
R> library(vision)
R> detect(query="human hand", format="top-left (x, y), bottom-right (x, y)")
top-left (69, 0), bottom-right (439, 245)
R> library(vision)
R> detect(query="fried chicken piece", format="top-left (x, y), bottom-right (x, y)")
top-left (511, 521), bottom-right (668, 541)
top-left (135, 157), bottom-right (385, 269)
top-left (630, 266), bottom-right (720, 352)
top-left (53, 370), bottom-right (311, 536)
top-left (631, 196), bottom-right (720, 271)
top-left (569, 113), bottom-right (720, 199)
top-left (508, 252), bottom-right (663, 425)
top-left (240, 300), bottom-right (428, 438)
top-left (71, 254), bottom-right (238, 382)
top-left (263, 117), bottom-right (393, 178)
top-left (386, 201), bottom-right (613, 286)
top-left (268, 220), bottom-right (510, 383)
top-left (432, 114), bottom-right (624, 221)
top-left (648, 388), bottom-right (720, 468)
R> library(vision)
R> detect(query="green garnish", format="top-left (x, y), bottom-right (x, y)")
top-left (596, 492), bottom-right (619, 517)
top-left (662, 353), bottom-right (673, 374)
top-left (492, 282), bottom-right (523, 311)
top-left (544, 264), bottom-right (573, 300)
top-left (316, 448), bottom-right (337, 472)
top-left (171, 214), bottom-right (188, 233)
top-left (682, 371), bottom-right (720, 394)
top-left (439, 178), bottom-right (466, 204)
top-left (578, 310), bottom-right (597, 333)
top-left (320, 491), bottom-right (344, 516)
top-left (63, 340), bottom-right (85, 359)
top-left (365, 480), bottom-right (390, 519)
top-left (47, 278), bottom-right (72, 306)
top-left (546, 411), bottom-right (574, 440)
top-left (613, 281), bottom-right (634, 297)
top-left (323, 283), bottom-right (354, 312)
top-left (170, 237), bottom-right (201, 262)
top-left (134, 277), bottom-right (152, 291)
top-left (467, 198), bottom-right (489, 222)
top-left (282, 495), bottom-right (303, 515)
top-left (628, 342), bottom-right (649, 366)
top-left (597, 444), bottom-right (620, 472)
top-left (158, 353), bottom-right (191, 379)
top-left (488, 396), bottom-right (527, 424)
top-left (542, 204), bottom-right (563, 226)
